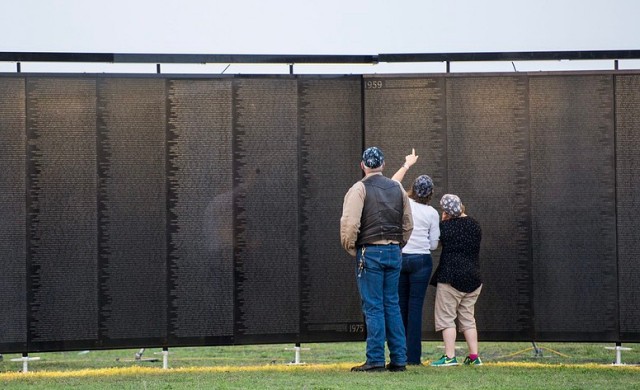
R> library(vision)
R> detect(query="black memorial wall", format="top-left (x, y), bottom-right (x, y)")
top-left (0, 74), bottom-right (364, 353)
top-left (1, 71), bottom-right (640, 354)
top-left (363, 73), bottom-right (627, 342)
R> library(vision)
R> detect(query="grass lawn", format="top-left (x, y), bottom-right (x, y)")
top-left (1, 342), bottom-right (639, 389)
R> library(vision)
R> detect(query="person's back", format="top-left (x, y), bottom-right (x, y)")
top-left (402, 199), bottom-right (439, 254)
top-left (438, 216), bottom-right (482, 293)
top-left (357, 174), bottom-right (404, 246)
top-left (440, 216), bottom-right (481, 253)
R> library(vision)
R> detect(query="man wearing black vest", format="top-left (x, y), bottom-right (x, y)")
top-left (340, 146), bottom-right (413, 372)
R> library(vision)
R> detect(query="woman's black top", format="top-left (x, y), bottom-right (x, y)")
top-left (430, 216), bottom-right (482, 293)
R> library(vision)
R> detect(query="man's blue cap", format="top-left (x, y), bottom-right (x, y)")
top-left (362, 146), bottom-right (384, 169)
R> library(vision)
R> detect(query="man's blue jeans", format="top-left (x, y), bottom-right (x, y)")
top-left (356, 244), bottom-right (407, 366)
top-left (398, 253), bottom-right (433, 364)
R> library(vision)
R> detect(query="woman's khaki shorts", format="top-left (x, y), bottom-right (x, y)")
top-left (434, 283), bottom-right (482, 332)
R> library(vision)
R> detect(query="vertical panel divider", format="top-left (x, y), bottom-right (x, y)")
top-left (296, 76), bottom-right (304, 343)
top-left (611, 74), bottom-right (622, 341)
top-left (96, 76), bottom-right (104, 347)
top-left (23, 76), bottom-right (31, 354)
top-left (231, 77), bottom-right (239, 343)
top-left (165, 78), bottom-right (173, 346)
top-left (524, 75), bottom-right (536, 341)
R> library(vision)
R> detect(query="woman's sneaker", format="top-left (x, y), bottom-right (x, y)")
top-left (463, 356), bottom-right (483, 366)
top-left (430, 355), bottom-right (458, 367)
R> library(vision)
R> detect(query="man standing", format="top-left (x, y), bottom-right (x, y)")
top-left (340, 146), bottom-right (413, 372)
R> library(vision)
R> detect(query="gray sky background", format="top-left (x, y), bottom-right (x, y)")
top-left (1, 0), bottom-right (639, 74)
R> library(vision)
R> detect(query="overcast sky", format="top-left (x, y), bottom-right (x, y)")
top-left (1, 0), bottom-right (639, 74)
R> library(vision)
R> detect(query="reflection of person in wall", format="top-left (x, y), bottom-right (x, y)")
top-left (430, 194), bottom-right (483, 366)
top-left (340, 146), bottom-right (413, 372)
top-left (390, 149), bottom-right (440, 365)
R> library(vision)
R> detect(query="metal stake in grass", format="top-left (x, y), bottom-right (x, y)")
top-left (286, 343), bottom-right (310, 365)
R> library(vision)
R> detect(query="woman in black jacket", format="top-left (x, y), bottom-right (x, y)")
top-left (430, 194), bottom-right (483, 367)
